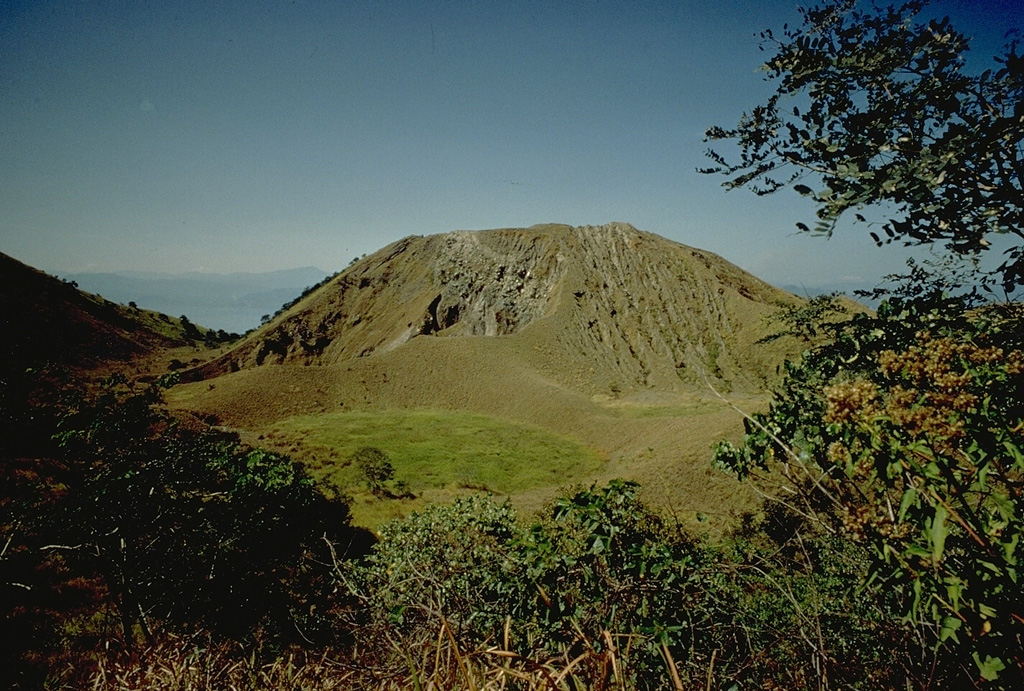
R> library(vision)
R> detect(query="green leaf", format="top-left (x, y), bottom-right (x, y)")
top-left (898, 487), bottom-right (917, 522)
top-left (928, 505), bottom-right (949, 567)
top-left (1003, 533), bottom-right (1019, 567)
top-left (1004, 440), bottom-right (1024, 467)
top-left (977, 602), bottom-right (998, 619)
top-left (988, 492), bottom-right (1014, 524)
top-left (910, 578), bottom-right (923, 617)
top-left (972, 653), bottom-right (1006, 681)
top-left (977, 560), bottom-right (1003, 576)
top-left (906, 544), bottom-right (931, 559)
top-left (939, 616), bottom-right (962, 643)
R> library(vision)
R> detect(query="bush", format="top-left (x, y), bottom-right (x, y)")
top-left (352, 446), bottom-right (396, 498)
top-left (338, 494), bottom-right (518, 675)
top-left (31, 375), bottom-right (367, 649)
top-left (337, 480), bottom-right (916, 689)
top-left (714, 262), bottom-right (1024, 686)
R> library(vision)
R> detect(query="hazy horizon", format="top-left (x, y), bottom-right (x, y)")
top-left (3, 0), bottom-right (1020, 291)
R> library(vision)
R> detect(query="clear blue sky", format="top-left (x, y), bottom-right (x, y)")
top-left (2, 0), bottom-right (1020, 290)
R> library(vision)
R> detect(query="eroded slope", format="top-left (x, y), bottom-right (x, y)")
top-left (195, 223), bottom-right (796, 394)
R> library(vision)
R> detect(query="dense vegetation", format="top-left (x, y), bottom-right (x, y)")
top-left (716, 262), bottom-right (1024, 686)
top-left (701, 0), bottom-right (1023, 683)
top-left (3, 285), bottom-right (1021, 687)
top-left (4, 269), bottom-right (1020, 687)
top-left (2, 0), bottom-right (1021, 688)
top-left (1, 376), bottom-right (373, 688)
top-left (0, 408), bottom-right (926, 690)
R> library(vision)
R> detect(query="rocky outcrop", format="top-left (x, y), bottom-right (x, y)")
top-left (423, 230), bottom-right (566, 336)
top-left (197, 223), bottom-right (798, 394)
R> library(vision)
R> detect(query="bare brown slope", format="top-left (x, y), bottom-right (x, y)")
top-left (168, 224), bottom-right (801, 524)
top-left (195, 222), bottom-right (797, 394)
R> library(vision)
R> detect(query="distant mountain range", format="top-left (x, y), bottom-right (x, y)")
top-left (66, 266), bottom-right (332, 334)
top-left (779, 281), bottom-right (878, 301)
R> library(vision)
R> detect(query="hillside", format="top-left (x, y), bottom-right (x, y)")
top-left (0, 251), bottom-right (211, 381)
top-left (66, 266), bottom-right (331, 334)
top-left (0, 250), bottom-right (235, 465)
top-left (194, 223), bottom-right (794, 389)
top-left (168, 223), bottom-right (804, 525)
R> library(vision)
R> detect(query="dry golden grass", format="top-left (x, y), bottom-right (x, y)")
top-left (84, 622), bottom-right (693, 691)
top-left (87, 638), bottom-right (354, 691)
top-left (165, 224), bottom-right (801, 531)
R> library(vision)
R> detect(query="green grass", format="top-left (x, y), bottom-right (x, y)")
top-left (268, 408), bottom-right (606, 497)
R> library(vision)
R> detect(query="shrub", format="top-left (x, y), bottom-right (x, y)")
top-left (36, 375), bottom-right (367, 649)
top-left (352, 446), bottom-right (396, 498)
top-left (714, 263), bottom-right (1024, 686)
top-left (338, 494), bottom-right (518, 677)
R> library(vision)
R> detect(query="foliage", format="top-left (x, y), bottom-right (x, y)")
top-left (8, 445), bottom-right (929, 691)
top-left (715, 513), bottom-right (920, 689)
top-left (704, 2), bottom-right (1024, 679)
top-left (338, 481), bottom-right (918, 689)
top-left (714, 264), bottom-right (1024, 686)
top-left (352, 446), bottom-right (396, 498)
top-left (33, 375), bottom-right (368, 650)
top-left (342, 486), bottom-right (717, 687)
top-left (759, 291), bottom-right (851, 344)
top-left (510, 482), bottom-right (700, 651)
top-left (342, 494), bottom-right (518, 651)
top-left (701, 0), bottom-right (1024, 288)
top-left (178, 314), bottom-right (201, 340)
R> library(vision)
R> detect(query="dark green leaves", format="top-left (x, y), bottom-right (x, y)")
top-left (45, 378), bottom-right (360, 646)
top-left (703, 0), bottom-right (1024, 288)
top-left (713, 262), bottom-right (1024, 685)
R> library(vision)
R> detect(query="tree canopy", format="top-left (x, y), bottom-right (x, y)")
top-left (703, 1), bottom-right (1024, 684)
top-left (701, 0), bottom-right (1024, 288)
top-left (714, 265), bottom-right (1024, 685)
